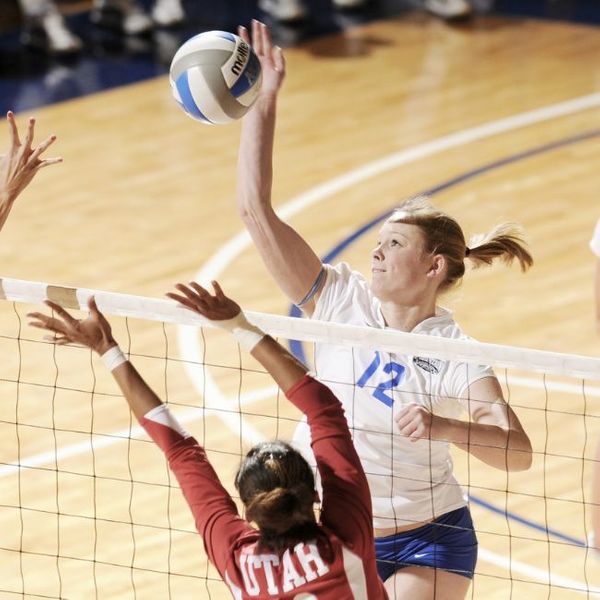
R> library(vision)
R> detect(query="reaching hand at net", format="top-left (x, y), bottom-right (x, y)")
top-left (27, 297), bottom-right (117, 355)
top-left (0, 111), bottom-right (62, 228)
top-left (167, 280), bottom-right (268, 354)
top-left (166, 280), bottom-right (241, 322)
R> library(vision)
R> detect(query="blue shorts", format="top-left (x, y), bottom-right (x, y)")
top-left (375, 507), bottom-right (478, 581)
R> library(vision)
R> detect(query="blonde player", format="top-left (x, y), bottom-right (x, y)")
top-left (237, 20), bottom-right (533, 600)
top-left (28, 282), bottom-right (389, 599)
top-left (0, 111), bottom-right (62, 231)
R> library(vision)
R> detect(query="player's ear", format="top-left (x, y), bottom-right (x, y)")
top-left (427, 254), bottom-right (446, 279)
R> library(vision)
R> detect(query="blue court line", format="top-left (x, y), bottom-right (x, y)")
top-left (287, 127), bottom-right (600, 547)
top-left (468, 495), bottom-right (586, 547)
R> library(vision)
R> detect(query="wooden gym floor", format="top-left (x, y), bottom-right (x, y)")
top-left (0, 10), bottom-right (599, 600)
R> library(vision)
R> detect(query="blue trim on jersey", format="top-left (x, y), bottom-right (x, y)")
top-left (230, 50), bottom-right (262, 98)
top-left (375, 507), bottom-right (477, 581)
top-left (286, 128), bottom-right (600, 552)
top-left (175, 71), bottom-right (211, 123)
top-left (296, 266), bottom-right (326, 307)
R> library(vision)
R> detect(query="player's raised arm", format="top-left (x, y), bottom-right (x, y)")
top-left (237, 21), bottom-right (324, 315)
top-left (0, 111), bottom-right (62, 232)
top-left (168, 281), bottom-right (377, 551)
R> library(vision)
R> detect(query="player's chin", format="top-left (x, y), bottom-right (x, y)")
top-left (370, 276), bottom-right (392, 298)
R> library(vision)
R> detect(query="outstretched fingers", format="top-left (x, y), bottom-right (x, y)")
top-left (188, 281), bottom-right (211, 296)
top-left (166, 291), bottom-right (196, 311)
top-left (44, 300), bottom-right (79, 325)
top-left (238, 25), bottom-right (250, 45)
top-left (252, 19), bottom-right (264, 55)
top-left (167, 283), bottom-right (207, 309)
top-left (273, 45), bottom-right (285, 72)
top-left (87, 295), bottom-right (100, 314)
top-left (6, 111), bottom-right (20, 149)
top-left (22, 117), bottom-right (36, 154)
top-left (42, 333), bottom-right (71, 345)
top-left (211, 280), bottom-right (226, 299)
top-left (30, 134), bottom-right (61, 165)
top-left (261, 20), bottom-right (273, 54)
top-left (27, 311), bottom-right (68, 337)
top-left (167, 281), bottom-right (222, 312)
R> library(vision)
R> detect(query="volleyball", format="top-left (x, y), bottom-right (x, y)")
top-left (169, 31), bottom-right (262, 125)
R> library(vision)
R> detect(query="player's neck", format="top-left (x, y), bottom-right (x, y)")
top-left (380, 298), bottom-right (437, 332)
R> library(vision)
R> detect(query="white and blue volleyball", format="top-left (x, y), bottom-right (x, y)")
top-left (169, 31), bottom-right (262, 125)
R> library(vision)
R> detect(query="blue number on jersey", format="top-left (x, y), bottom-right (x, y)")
top-left (356, 351), bottom-right (405, 407)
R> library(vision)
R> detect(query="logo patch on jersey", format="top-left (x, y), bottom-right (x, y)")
top-left (413, 356), bottom-right (442, 374)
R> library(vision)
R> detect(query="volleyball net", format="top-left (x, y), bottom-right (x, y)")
top-left (0, 277), bottom-right (599, 599)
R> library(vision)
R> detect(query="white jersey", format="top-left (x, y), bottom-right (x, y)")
top-left (293, 262), bottom-right (495, 529)
top-left (591, 219), bottom-right (600, 258)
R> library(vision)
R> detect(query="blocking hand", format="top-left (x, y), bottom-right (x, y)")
top-left (28, 297), bottom-right (116, 355)
top-left (166, 280), bottom-right (242, 323)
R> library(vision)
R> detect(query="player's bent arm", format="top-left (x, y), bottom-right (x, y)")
top-left (237, 86), bottom-right (324, 314)
top-left (443, 376), bottom-right (533, 471)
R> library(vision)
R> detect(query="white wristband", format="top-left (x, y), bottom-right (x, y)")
top-left (232, 326), bottom-right (265, 353)
top-left (101, 345), bottom-right (128, 371)
top-left (215, 311), bottom-right (265, 352)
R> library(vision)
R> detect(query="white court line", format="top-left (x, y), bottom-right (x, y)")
top-left (0, 381), bottom-right (278, 479)
top-left (478, 548), bottom-right (600, 595)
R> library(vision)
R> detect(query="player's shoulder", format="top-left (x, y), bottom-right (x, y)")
top-left (315, 262), bottom-right (380, 323)
top-left (324, 261), bottom-right (368, 286)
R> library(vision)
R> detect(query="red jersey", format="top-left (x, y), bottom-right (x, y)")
top-left (141, 375), bottom-right (388, 599)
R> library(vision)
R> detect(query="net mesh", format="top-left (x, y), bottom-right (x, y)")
top-left (0, 278), bottom-right (598, 599)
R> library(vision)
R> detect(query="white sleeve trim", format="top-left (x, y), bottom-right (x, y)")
top-left (144, 404), bottom-right (192, 439)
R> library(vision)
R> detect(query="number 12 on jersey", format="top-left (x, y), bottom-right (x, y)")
top-left (356, 351), bottom-right (405, 407)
